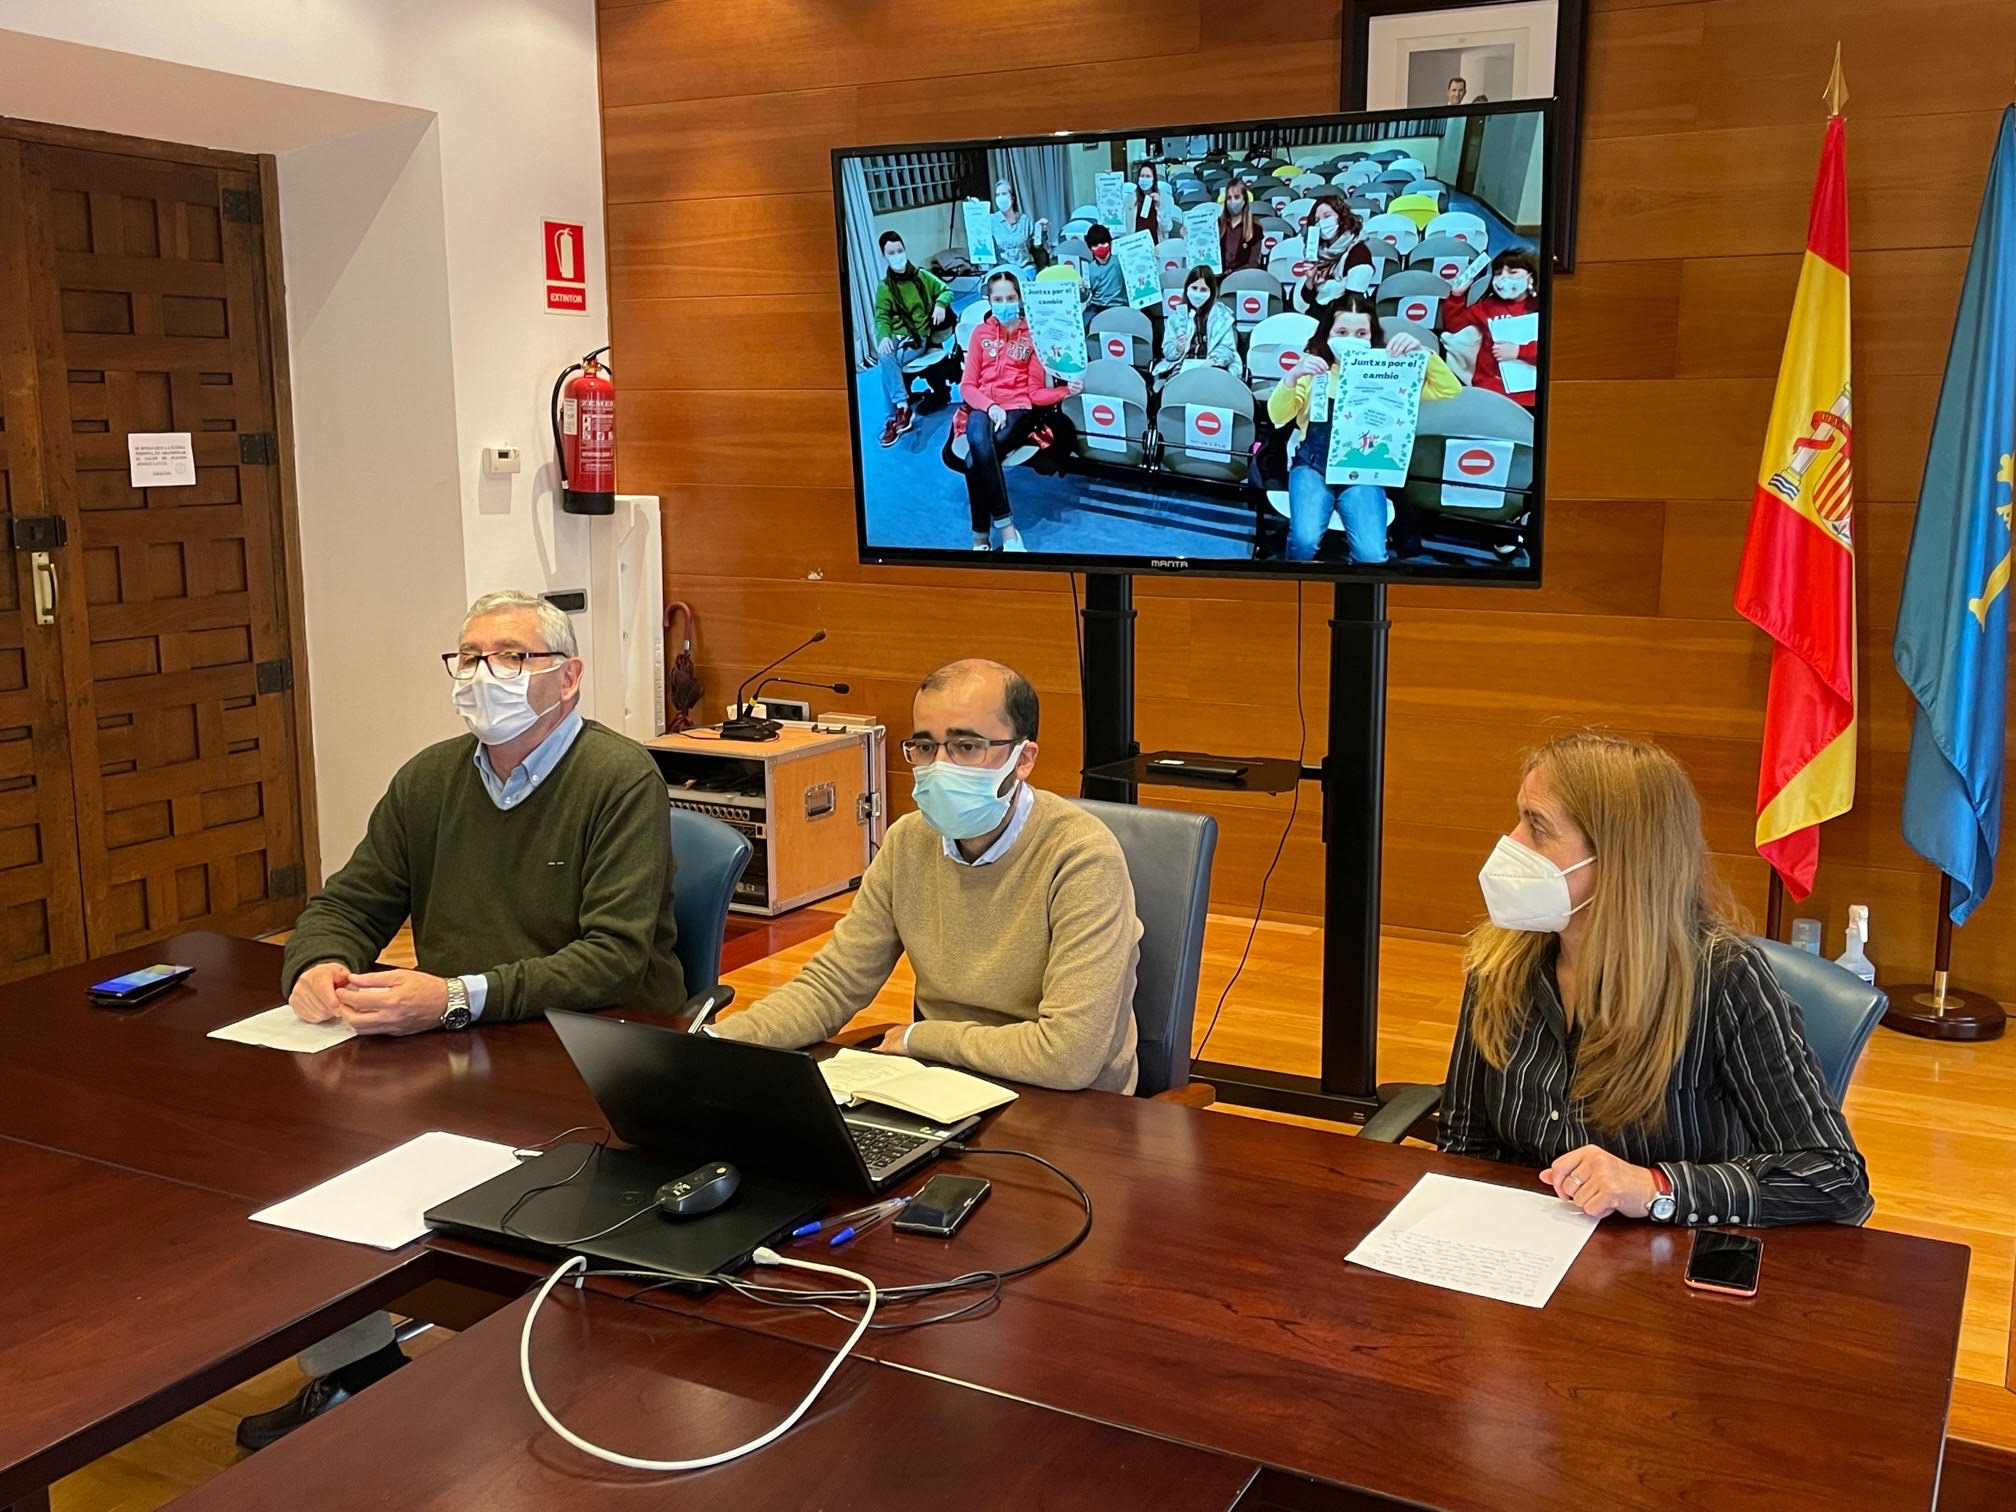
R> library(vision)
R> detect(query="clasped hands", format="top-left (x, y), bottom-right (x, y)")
top-left (290, 961), bottom-right (450, 1037)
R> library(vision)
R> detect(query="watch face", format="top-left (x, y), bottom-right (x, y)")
top-left (441, 1005), bottom-right (472, 1031)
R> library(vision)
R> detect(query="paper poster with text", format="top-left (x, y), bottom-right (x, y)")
top-left (1083, 393), bottom-right (1129, 453)
top-left (1095, 171), bottom-right (1128, 229)
top-left (1488, 312), bottom-right (1540, 394)
top-left (1023, 280), bottom-right (1088, 377)
top-left (1112, 230), bottom-right (1161, 310)
top-left (1182, 203), bottom-right (1221, 274)
top-left (962, 199), bottom-right (996, 266)
top-left (1185, 404), bottom-right (1234, 456)
top-left (1325, 348), bottom-right (1427, 488)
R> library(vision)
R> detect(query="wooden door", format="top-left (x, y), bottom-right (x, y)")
top-left (0, 140), bottom-right (92, 978)
top-left (0, 124), bottom-right (308, 959)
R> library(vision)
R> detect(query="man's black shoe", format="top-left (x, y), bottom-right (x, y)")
top-left (234, 1341), bottom-right (407, 1452)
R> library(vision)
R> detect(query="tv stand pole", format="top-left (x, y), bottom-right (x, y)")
top-left (1079, 577), bottom-right (1386, 1123)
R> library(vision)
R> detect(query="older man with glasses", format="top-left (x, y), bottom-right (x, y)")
top-left (242, 590), bottom-right (682, 1451)
top-left (714, 657), bottom-right (1142, 1094)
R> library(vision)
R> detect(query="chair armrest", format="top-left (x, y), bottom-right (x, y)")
top-left (1358, 1082), bottom-right (1445, 1144)
top-left (1151, 1080), bottom-right (1217, 1109)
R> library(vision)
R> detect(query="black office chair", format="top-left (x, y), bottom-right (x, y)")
top-left (1358, 935), bottom-right (1890, 1144)
top-left (668, 807), bottom-right (753, 1024)
top-left (1069, 798), bottom-right (1219, 1104)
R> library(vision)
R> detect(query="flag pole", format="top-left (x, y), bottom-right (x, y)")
top-left (1764, 870), bottom-right (1785, 941)
top-left (1824, 42), bottom-right (1848, 117)
top-left (1880, 875), bottom-right (2007, 1040)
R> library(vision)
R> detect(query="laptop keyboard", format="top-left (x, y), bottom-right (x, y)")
top-left (848, 1121), bottom-right (931, 1172)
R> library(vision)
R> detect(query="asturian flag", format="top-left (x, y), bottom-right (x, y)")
top-left (1734, 113), bottom-right (1858, 899)
top-left (1893, 106), bottom-right (2016, 923)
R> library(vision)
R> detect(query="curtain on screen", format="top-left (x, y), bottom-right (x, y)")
top-left (839, 157), bottom-right (883, 369)
top-left (988, 144), bottom-right (1072, 238)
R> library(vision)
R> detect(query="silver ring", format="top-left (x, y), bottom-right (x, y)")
top-left (1568, 1172), bottom-right (1585, 1189)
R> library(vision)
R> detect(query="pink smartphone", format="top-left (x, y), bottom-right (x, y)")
top-left (1684, 1230), bottom-right (1762, 1297)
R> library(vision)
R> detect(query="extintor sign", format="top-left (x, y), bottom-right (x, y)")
top-left (545, 219), bottom-right (588, 314)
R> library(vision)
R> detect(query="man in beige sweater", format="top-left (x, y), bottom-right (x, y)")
top-left (715, 659), bottom-right (1142, 1092)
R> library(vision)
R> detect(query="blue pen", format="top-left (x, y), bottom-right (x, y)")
top-left (790, 1197), bottom-right (907, 1241)
top-left (826, 1198), bottom-right (909, 1248)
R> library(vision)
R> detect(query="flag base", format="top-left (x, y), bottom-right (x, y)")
top-left (1880, 982), bottom-right (2006, 1041)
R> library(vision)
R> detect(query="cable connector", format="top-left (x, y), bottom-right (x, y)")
top-left (752, 1246), bottom-right (784, 1266)
top-left (943, 1141), bottom-right (968, 1156)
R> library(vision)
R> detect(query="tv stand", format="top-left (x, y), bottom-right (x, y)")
top-left (1078, 572), bottom-right (1388, 1124)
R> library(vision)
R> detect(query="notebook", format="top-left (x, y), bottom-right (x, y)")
top-left (819, 1048), bottom-right (1016, 1124)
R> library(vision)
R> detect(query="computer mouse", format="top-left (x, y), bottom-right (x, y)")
top-left (656, 1161), bottom-right (740, 1218)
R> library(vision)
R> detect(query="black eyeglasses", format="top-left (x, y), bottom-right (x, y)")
top-left (900, 736), bottom-right (1016, 768)
top-left (441, 650), bottom-right (569, 682)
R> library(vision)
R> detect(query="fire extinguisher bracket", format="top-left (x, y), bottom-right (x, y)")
top-left (553, 346), bottom-right (617, 515)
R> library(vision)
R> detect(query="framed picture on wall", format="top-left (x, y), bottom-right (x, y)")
top-left (1341, 0), bottom-right (1589, 270)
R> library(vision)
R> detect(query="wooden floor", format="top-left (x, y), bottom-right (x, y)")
top-left (46, 906), bottom-right (2016, 1508)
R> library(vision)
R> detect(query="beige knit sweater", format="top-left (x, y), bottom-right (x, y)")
top-left (715, 789), bottom-right (1142, 1092)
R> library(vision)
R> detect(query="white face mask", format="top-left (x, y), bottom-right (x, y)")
top-left (1477, 834), bottom-right (1594, 933)
top-left (995, 192), bottom-right (1013, 212)
top-left (1493, 274), bottom-right (1530, 300)
top-left (452, 662), bottom-right (553, 746)
top-left (1138, 176), bottom-right (1154, 192)
top-left (886, 252), bottom-right (909, 272)
top-left (1318, 216), bottom-right (1341, 241)
top-left (1186, 287), bottom-right (1210, 308)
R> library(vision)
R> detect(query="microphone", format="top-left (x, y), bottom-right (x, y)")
top-left (752, 675), bottom-right (852, 707)
top-left (721, 630), bottom-right (827, 741)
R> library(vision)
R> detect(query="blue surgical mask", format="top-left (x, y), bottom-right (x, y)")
top-left (912, 744), bottom-right (1024, 840)
top-left (995, 192), bottom-right (1014, 211)
top-left (990, 299), bottom-right (1021, 324)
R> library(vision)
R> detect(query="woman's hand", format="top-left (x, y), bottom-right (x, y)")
top-left (1540, 1145), bottom-right (1659, 1219)
top-left (1386, 332), bottom-right (1424, 356)
top-left (1064, 377), bottom-right (1084, 397)
top-left (987, 403), bottom-right (1008, 428)
top-left (1292, 354), bottom-right (1330, 379)
top-left (1493, 340), bottom-right (1520, 360)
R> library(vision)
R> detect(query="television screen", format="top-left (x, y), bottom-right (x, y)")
top-left (833, 102), bottom-right (1552, 583)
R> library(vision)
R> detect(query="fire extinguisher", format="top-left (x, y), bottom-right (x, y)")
top-left (551, 345), bottom-right (615, 515)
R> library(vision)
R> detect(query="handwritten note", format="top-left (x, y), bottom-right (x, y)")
top-left (1346, 1173), bottom-right (1599, 1308)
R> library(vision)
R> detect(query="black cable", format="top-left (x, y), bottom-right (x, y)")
top-left (499, 1133), bottom-right (613, 1242)
top-left (1195, 582), bottom-right (1305, 1061)
top-left (1068, 572), bottom-right (1085, 685)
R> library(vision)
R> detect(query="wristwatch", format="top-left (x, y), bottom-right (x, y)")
top-left (439, 977), bottom-right (473, 1032)
top-left (1648, 1165), bottom-right (1676, 1223)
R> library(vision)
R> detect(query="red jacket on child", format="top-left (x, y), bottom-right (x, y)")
top-left (959, 316), bottom-right (1073, 416)
top-left (1444, 291), bottom-right (1539, 409)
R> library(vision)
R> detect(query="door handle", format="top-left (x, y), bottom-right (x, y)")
top-left (30, 551), bottom-right (56, 626)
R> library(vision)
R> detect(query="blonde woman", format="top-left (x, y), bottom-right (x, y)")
top-left (1441, 733), bottom-right (1871, 1228)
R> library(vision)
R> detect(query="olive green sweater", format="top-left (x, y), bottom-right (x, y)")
top-left (716, 790), bottom-right (1141, 1092)
top-left (281, 722), bottom-right (682, 1022)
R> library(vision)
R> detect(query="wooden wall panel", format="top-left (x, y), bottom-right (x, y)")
top-left (602, 0), bottom-right (2016, 999)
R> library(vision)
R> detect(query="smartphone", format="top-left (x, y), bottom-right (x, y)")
top-left (892, 1174), bottom-right (990, 1238)
top-left (87, 963), bottom-right (195, 1007)
top-left (1685, 1230), bottom-right (1763, 1297)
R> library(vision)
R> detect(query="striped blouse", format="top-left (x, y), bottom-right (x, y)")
top-left (1438, 936), bottom-right (1873, 1228)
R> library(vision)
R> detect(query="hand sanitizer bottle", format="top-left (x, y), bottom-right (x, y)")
top-left (1834, 904), bottom-right (1876, 985)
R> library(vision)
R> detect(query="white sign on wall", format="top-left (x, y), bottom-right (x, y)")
top-left (127, 432), bottom-right (196, 488)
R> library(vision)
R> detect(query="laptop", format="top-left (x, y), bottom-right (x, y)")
top-left (544, 1009), bottom-right (978, 1194)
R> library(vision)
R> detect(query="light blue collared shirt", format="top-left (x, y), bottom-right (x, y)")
top-left (940, 781), bottom-right (1034, 868)
top-left (460, 708), bottom-right (584, 1019)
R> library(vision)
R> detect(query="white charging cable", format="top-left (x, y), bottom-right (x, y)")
top-left (518, 1245), bottom-right (878, 1471)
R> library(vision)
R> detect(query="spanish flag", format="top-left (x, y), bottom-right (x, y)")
top-left (1734, 113), bottom-right (1857, 899)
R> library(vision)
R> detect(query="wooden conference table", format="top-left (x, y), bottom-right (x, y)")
top-left (0, 932), bottom-right (1972, 1511)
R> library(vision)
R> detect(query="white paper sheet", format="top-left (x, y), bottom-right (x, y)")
top-left (818, 1048), bottom-right (1015, 1124)
top-left (820, 1047), bottom-right (922, 1104)
top-left (208, 1004), bottom-right (357, 1054)
top-left (250, 1132), bottom-right (522, 1250)
top-left (1346, 1172), bottom-right (1599, 1308)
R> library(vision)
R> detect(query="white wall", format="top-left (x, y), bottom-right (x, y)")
top-left (0, 2), bottom-right (609, 874)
